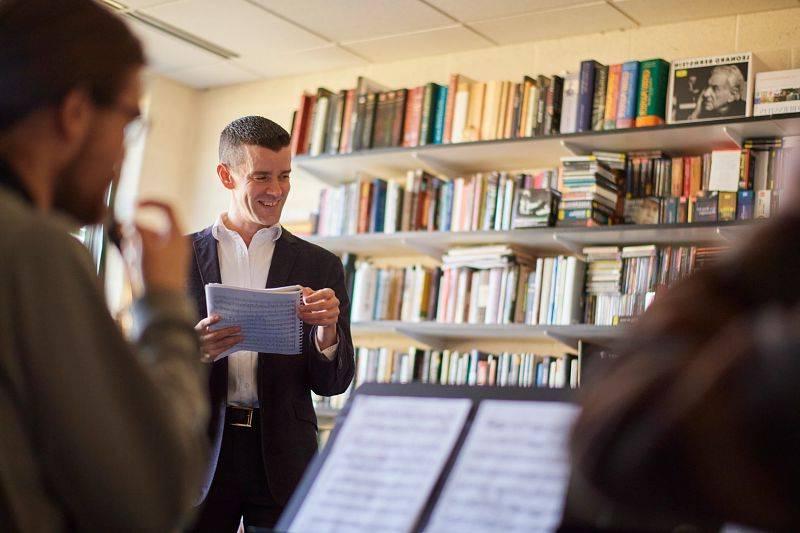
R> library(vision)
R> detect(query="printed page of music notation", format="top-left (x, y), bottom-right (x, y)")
top-left (204, 283), bottom-right (302, 356)
top-left (424, 400), bottom-right (579, 533)
top-left (287, 395), bottom-right (472, 533)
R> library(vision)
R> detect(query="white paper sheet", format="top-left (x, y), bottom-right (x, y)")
top-left (709, 150), bottom-right (741, 192)
top-left (204, 283), bottom-right (303, 356)
top-left (424, 400), bottom-right (579, 533)
top-left (288, 395), bottom-right (472, 533)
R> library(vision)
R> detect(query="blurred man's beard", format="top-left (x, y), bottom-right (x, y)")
top-left (53, 148), bottom-right (109, 225)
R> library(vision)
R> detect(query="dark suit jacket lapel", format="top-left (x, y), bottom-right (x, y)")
top-left (193, 227), bottom-right (221, 286)
top-left (266, 229), bottom-right (299, 289)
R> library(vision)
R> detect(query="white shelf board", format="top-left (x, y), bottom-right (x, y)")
top-left (308, 222), bottom-right (759, 257)
top-left (295, 113), bottom-right (800, 184)
top-left (350, 321), bottom-right (622, 349)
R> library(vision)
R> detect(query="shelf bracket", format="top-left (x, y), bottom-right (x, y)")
top-left (410, 151), bottom-right (459, 177)
top-left (551, 234), bottom-right (587, 260)
top-left (560, 139), bottom-right (591, 157)
top-left (542, 329), bottom-right (580, 350)
top-left (294, 162), bottom-right (344, 187)
top-left (403, 237), bottom-right (445, 259)
top-left (394, 327), bottom-right (447, 349)
top-left (715, 224), bottom-right (753, 243)
top-left (722, 125), bottom-right (743, 149)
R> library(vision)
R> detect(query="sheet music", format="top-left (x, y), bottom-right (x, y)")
top-left (288, 395), bottom-right (472, 533)
top-left (205, 283), bottom-right (302, 356)
top-left (424, 400), bottom-right (579, 533)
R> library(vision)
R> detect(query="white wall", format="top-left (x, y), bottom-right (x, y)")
top-left (139, 7), bottom-right (800, 232)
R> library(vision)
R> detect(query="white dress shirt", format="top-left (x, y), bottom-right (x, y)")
top-left (212, 214), bottom-right (337, 407)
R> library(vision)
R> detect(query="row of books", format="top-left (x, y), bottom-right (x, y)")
top-left (583, 244), bottom-right (727, 325)
top-left (348, 242), bottom-right (728, 327)
top-left (293, 52), bottom-right (800, 157)
top-left (312, 169), bottom-right (559, 236)
top-left (314, 346), bottom-right (580, 412)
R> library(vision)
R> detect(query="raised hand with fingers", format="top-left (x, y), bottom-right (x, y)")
top-left (298, 287), bottom-right (340, 350)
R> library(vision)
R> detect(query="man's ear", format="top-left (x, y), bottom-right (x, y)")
top-left (217, 163), bottom-right (236, 190)
top-left (55, 89), bottom-right (92, 148)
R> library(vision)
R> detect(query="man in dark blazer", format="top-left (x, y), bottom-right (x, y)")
top-left (186, 116), bottom-right (355, 532)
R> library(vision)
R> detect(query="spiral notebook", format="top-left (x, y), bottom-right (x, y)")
top-left (204, 283), bottom-right (303, 356)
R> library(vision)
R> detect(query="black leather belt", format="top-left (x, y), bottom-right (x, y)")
top-left (226, 406), bottom-right (257, 428)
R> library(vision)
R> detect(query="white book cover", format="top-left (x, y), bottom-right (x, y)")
top-left (484, 268), bottom-right (503, 325)
top-left (753, 68), bottom-right (800, 116)
top-left (451, 86), bottom-right (470, 143)
top-left (530, 259), bottom-right (544, 325)
top-left (384, 181), bottom-right (399, 233)
top-left (467, 270), bottom-right (481, 324)
top-left (560, 72), bottom-right (580, 134)
top-left (538, 258), bottom-right (554, 325)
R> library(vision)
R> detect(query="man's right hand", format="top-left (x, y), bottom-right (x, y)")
top-left (195, 314), bottom-right (243, 362)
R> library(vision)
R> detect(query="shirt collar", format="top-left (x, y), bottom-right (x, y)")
top-left (211, 213), bottom-right (282, 244)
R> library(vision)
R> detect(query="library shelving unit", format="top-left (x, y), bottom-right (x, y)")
top-left (300, 112), bottom-right (798, 418)
top-left (295, 112), bottom-right (800, 185)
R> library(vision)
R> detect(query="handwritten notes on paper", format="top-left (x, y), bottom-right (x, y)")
top-left (424, 400), bottom-right (579, 533)
top-left (204, 283), bottom-right (302, 356)
top-left (288, 395), bottom-right (471, 533)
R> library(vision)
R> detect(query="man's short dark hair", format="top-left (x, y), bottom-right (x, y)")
top-left (219, 116), bottom-right (291, 166)
top-left (0, 0), bottom-right (145, 130)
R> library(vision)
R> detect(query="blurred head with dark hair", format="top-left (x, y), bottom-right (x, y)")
top-left (216, 116), bottom-right (292, 232)
top-left (0, 0), bottom-right (145, 224)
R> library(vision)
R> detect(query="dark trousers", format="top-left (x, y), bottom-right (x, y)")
top-left (188, 409), bottom-right (283, 533)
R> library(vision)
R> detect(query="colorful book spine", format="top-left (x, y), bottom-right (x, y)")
top-left (402, 87), bottom-right (424, 148)
top-left (419, 83), bottom-right (436, 146)
top-left (591, 64), bottom-right (608, 131)
top-left (615, 61), bottom-right (640, 129)
top-left (432, 86), bottom-right (448, 144)
top-left (390, 88), bottom-right (407, 147)
top-left (577, 60), bottom-right (600, 132)
top-left (603, 64), bottom-right (622, 130)
top-left (635, 58), bottom-right (670, 127)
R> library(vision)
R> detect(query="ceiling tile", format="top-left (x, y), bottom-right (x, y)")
top-left (141, 0), bottom-right (329, 57)
top-left (165, 61), bottom-right (261, 89)
top-left (471, 2), bottom-right (636, 46)
top-left (342, 25), bottom-right (493, 63)
top-left (426, 0), bottom-right (594, 23)
top-left (127, 19), bottom-right (221, 73)
top-left (252, 0), bottom-right (454, 42)
top-left (612, 0), bottom-right (798, 26)
top-left (238, 45), bottom-right (367, 79)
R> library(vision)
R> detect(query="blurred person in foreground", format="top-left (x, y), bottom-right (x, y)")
top-left (0, 1), bottom-right (208, 531)
top-left (570, 157), bottom-right (800, 530)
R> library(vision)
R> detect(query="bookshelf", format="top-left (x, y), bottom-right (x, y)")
top-left (308, 221), bottom-right (757, 258)
top-left (295, 113), bottom-right (800, 184)
top-left (351, 321), bottom-right (621, 350)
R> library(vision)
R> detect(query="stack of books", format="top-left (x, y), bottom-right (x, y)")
top-left (582, 247), bottom-right (623, 326)
top-left (558, 156), bottom-right (621, 226)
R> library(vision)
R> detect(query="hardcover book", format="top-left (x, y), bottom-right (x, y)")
top-left (615, 61), bottom-right (639, 129)
top-left (635, 58), bottom-right (670, 127)
top-left (591, 64), bottom-right (609, 131)
top-left (577, 60), bottom-right (602, 132)
top-left (560, 72), bottom-right (580, 134)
